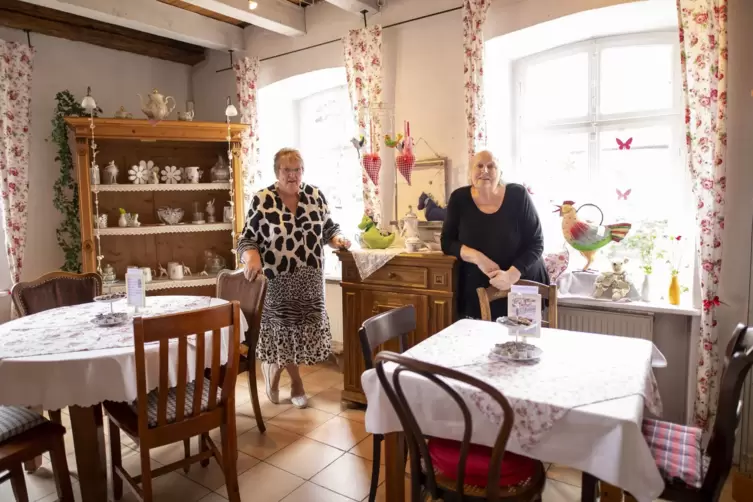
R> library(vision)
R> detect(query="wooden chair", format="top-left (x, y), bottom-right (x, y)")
top-left (477, 280), bottom-right (558, 328)
top-left (374, 351), bottom-right (546, 501)
top-left (358, 306), bottom-right (416, 502)
top-left (11, 271), bottom-right (102, 318)
top-left (0, 406), bottom-right (74, 501)
top-left (216, 269), bottom-right (268, 433)
top-left (104, 302), bottom-right (243, 502)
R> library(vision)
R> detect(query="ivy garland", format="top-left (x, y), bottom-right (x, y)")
top-left (51, 90), bottom-right (101, 272)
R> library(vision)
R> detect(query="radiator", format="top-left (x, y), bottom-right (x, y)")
top-left (557, 306), bottom-right (654, 340)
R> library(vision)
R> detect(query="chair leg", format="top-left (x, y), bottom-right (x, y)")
top-left (49, 409), bottom-right (63, 425)
top-left (248, 357), bottom-right (266, 433)
top-left (183, 438), bottom-right (191, 473)
top-left (368, 434), bottom-right (382, 502)
top-left (139, 445), bottom-right (153, 502)
top-left (200, 433), bottom-right (211, 467)
top-left (109, 419), bottom-right (123, 501)
top-left (49, 434), bottom-right (75, 501)
top-left (581, 473), bottom-right (598, 502)
top-left (9, 466), bottom-right (29, 502)
top-left (221, 423), bottom-right (240, 502)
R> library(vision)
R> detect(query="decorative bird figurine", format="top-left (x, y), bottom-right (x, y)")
top-left (358, 214), bottom-right (396, 249)
top-left (351, 135), bottom-right (366, 158)
top-left (555, 201), bottom-right (632, 271)
top-left (417, 192), bottom-right (446, 222)
top-left (384, 133), bottom-right (404, 149)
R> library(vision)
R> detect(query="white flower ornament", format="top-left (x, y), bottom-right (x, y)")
top-left (128, 160), bottom-right (153, 184)
top-left (161, 166), bottom-right (181, 184)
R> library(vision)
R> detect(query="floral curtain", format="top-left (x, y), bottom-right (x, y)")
top-left (676, 0), bottom-right (728, 430)
top-left (343, 25), bottom-right (383, 224)
top-left (463, 0), bottom-right (492, 161)
top-left (234, 56), bottom-right (261, 210)
top-left (0, 40), bottom-right (33, 293)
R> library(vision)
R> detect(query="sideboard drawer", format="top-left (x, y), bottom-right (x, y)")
top-left (344, 263), bottom-right (429, 289)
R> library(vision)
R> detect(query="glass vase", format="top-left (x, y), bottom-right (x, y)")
top-left (668, 274), bottom-right (681, 305)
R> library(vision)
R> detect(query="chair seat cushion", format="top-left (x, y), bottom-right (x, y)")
top-left (131, 378), bottom-right (222, 427)
top-left (428, 437), bottom-right (538, 488)
top-left (642, 418), bottom-right (703, 488)
top-left (0, 406), bottom-right (47, 443)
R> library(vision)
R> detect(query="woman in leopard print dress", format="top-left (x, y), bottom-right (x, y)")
top-left (238, 148), bottom-right (351, 409)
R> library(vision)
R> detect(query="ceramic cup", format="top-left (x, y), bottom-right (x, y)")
top-left (167, 261), bottom-right (183, 280)
top-left (141, 267), bottom-right (153, 282)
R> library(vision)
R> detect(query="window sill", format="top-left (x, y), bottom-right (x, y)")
top-left (558, 293), bottom-right (700, 317)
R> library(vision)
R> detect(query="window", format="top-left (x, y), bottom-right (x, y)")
top-left (505, 33), bottom-right (694, 294)
top-left (258, 69), bottom-right (362, 280)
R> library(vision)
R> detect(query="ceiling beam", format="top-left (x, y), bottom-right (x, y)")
top-left (0, 0), bottom-right (207, 64)
top-left (14, 0), bottom-right (245, 50)
top-left (179, 0), bottom-right (307, 37)
top-left (323, 0), bottom-right (379, 15)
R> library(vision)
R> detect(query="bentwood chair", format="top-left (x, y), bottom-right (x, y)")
top-left (375, 351), bottom-right (546, 501)
top-left (359, 306), bottom-right (416, 502)
top-left (104, 302), bottom-right (243, 502)
top-left (477, 280), bottom-right (558, 328)
top-left (0, 406), bottom-right (74, 501)
top-left (216, 269), bottom-right (268, 432)
top-left (583, 324), bottom-right (753, 502)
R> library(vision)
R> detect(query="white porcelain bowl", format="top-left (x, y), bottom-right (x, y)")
top-left (157, 207), bottom-right (184, 225)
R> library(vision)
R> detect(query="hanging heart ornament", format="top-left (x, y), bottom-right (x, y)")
top-left (396, 151), bottom-right (416, 185)
top-left (362, 153), bottom-right (382, 186)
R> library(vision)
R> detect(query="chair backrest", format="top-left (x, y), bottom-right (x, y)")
top-left (375, 351), bottom-right (515, 502)
top-left (132, 302), bottom-right (242, 434)
top-left (11, 271), bottom-right (102, 317)
top-left (359, 305), bottom-right (416, 370)
top-left (703, 326), bottom-right (753, 499)
top-left (477, 279), bottom-right (558, 328)
top-left (216, 269), bottom-right (267, 349)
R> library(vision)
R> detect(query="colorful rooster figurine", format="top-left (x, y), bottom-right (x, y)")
top-left (555, 201), bottom-right (632, 271)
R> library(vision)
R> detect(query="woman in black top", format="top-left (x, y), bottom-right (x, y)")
top-left (441, 150), bottom-right (549, 320)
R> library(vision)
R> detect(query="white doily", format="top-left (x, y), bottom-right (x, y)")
top-left (351, 247), bottom-right (404, 279)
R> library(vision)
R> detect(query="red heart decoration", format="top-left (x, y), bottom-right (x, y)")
top-left (396, 152), bottom-right (416, 185)
top-left (362, 153), bottom-right (382, 186)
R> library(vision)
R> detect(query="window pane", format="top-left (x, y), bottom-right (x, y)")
top-left (599, 44), bottom-right (674, 115)
top-left (522, 52), bottom-right (589, 125)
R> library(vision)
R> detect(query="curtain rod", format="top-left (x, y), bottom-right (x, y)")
top-left (259, 5), bottom-right (462, 63)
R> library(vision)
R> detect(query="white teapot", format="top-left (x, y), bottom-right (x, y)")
top-left (400, 206), bottom-right (423, 252)
top-left (138, 89), bottom-right (176, 121)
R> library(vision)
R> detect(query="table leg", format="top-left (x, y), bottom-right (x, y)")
top-left (69, 404), bottom-right (108, 502)
top-left (384, 432), bottom-right (406, 502)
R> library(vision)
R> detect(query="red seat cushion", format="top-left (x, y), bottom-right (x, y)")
top-left (428, 437), bottom-right (537, 488)
top-left (642, 418), bottom-right (703, 488)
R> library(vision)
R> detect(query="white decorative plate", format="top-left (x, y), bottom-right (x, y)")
top-left (490, 341), bottom-right (543, 362)
top-left (94, 292), bottom-right (127, 303)
top-left (91, 312), bottom-right (129, 327)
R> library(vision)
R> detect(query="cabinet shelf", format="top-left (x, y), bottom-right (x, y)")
top-left (103, 275), bottom-right (220, 293)
top-left (93, 183), bottom-right (231, 193)
top-left (98, 223), bottom-right (232, 236)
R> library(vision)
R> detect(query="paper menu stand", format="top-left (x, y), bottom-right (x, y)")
top-left (126, 267), bottom-right (146, 312)
top-left (507, 285), bottom-right (542, 338)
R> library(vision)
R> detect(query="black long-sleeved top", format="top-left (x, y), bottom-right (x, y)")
top-left (441, 184), bottom-right (549, 319)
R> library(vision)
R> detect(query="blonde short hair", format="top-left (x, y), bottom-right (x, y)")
top-left (273, 148), bottom-right (304, 175)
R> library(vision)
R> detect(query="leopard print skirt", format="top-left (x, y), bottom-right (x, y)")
top-left (256, 266), bottom-right (332, 366)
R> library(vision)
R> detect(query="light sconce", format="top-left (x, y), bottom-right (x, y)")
top-left (225, 96), bottom-right (238, 118)
top-left (81, 86), bottom-right (97, 111)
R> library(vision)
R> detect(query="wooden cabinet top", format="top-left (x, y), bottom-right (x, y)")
top-left (64, 118), bottom-right (249, 143)
top-left (335, 250), bottom-right (456, 266)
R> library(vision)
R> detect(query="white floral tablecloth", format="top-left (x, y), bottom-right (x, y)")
top-left (362, 319), bottom-right (667, 502)
top-left (350, 247), bottom-right (404, 279)
top-left (0, 295), bottom-right (247, 410)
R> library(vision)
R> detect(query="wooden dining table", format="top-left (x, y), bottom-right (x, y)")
top-left (0, 295), bottom-right (246, 502)
top-left (361, 319), bottom-right (667, 502)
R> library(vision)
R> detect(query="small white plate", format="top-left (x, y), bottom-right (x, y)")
top-left (91, 312), bottom-right (129, 327)
top-left (490, 342), bottom-right (543, 362)
top-left (94, 292), bottom-right (126, 303)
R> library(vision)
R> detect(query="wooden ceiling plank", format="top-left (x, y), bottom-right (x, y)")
top-left (157, 0), bottom-right (248, 27)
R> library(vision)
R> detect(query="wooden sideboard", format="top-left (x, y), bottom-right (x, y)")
top-left (336, 251), bottom-right (458, 405)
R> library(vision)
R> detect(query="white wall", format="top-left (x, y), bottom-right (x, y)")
top-left (0, 28), bottom-right (191, 294)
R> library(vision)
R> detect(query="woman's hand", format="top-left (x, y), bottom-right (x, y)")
top-left (330, 235), bottom-right (351, 250)
top-left (242, 249), bottom-right (262, 281)
top-left (474, 252), bottom-right (500, 275)
top-left (487, 269), bottom-right (513, 291)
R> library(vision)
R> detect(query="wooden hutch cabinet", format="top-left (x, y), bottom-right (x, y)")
top-left (336, 251), bottom-right (457, 404)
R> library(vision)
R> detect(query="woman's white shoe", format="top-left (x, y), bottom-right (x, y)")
top-left (291, 394), bottom-right (308, 409)
top-left (262, 362), bottom-right (279, 404)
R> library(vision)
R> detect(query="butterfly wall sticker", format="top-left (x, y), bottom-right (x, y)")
top-left (616, 188), bottom-right (632, 200)
top-left (616, 137), bottom-right (633, 150)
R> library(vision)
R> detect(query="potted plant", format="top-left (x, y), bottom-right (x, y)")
top-left (622, 220), bottom-right (668, 302)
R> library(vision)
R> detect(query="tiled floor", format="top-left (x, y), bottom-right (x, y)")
top-left (0, 361), bottom-right (739, 502)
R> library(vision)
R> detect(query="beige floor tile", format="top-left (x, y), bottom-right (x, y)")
top-left (298, 364), bottom-right (326, 377)
top-left (311, 453), bottom-right (383, 501)
top-left (198, 493), bottom-right (229, 501)
top-left (305, 416), bottom-right (369, 451)
top-left (237, 424), bottom-right (301, 460)
top-left (236, 394), bottom-right (292, 420)
top-left (36, 480), bottom-right (83, 501)
top-left (350, 435), bottom-right (384, 465)
top-left (183, 451), bottom-right (260, 491)
top-left (338, 407), bottom-right (365, 423)
top-left (543, 478), bottom-right (581, 502)
top-left (269, 407), bottom-right (335, 435)
top-left (234, 382), bottom-right (252, 406)
top-left (0, 460), bottom-right (71, 501)
top-left (118, 449), bottom-right (211, 502)
top-left (302, 369), bottom-right (343, 394)
top-left (149, 440), bottom-right (193, 467)
top-left (367, 475), bottom-right (412, 502)
top-left (283, 481), bottom-right (353, 502)
top-left (218, 461), bottom-right (304, 502)
top-left (547, 464), bottom-right (583, 487)
top-left (307, 388), bottom-right (348, 415)
top-left (266, 438), bottom-right (343, 479)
